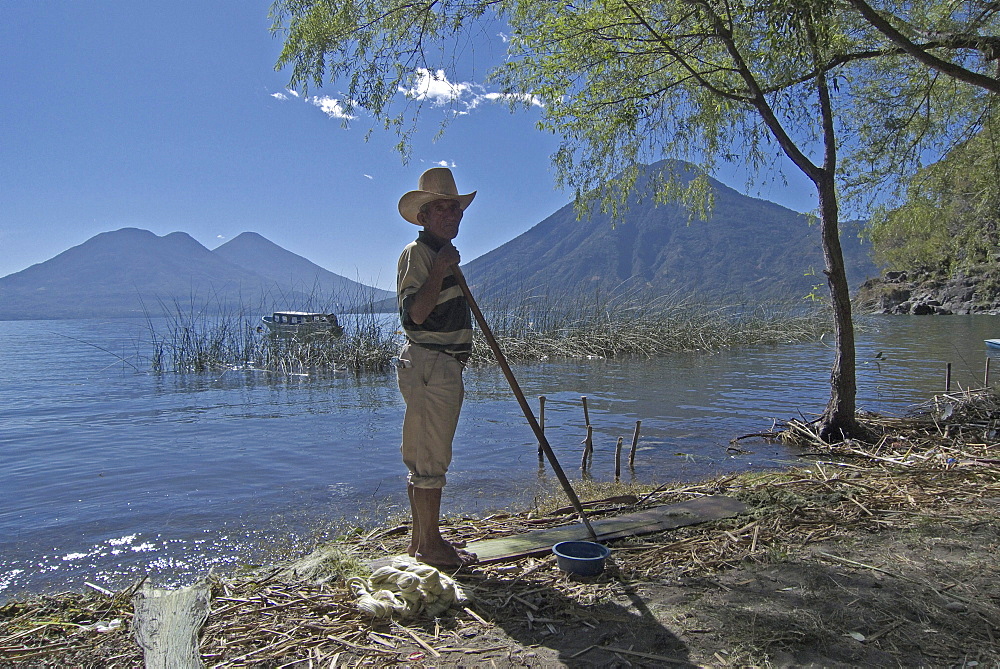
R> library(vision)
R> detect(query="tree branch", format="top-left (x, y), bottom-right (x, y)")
top-left (690, 0), bottom-right (821, 180)
top-left (618, 0), bottom-right (751, 102)
top-left (845, 0), bottom-right (1000, 94)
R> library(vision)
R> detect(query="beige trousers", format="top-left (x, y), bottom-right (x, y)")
top-left (397, 341), bottom-right (464, 489)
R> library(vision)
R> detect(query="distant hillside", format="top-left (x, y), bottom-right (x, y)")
top-left (461, 160), bottom-right (876, 302)
top-left (0, 228), bottom-right (393, 320)
top-left (214, 232), bottom-right (393, 306)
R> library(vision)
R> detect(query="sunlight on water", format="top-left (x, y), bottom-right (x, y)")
top-left (1, 315), bottom-right (997, 598)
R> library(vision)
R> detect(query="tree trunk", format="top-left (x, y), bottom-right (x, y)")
top-left (810, 46), bottom-right (863, 443)
top-left (815, 173), bottom-right (861, 441)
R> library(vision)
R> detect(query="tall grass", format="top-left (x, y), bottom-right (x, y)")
top-left (469, 285), bottom-right (831, 363)
top-left (148, 302), bottom-right (264, 374)
top-left (147, 288), bottom-right (401, 375)
top-left (146, 285), bottom-right (830, 375)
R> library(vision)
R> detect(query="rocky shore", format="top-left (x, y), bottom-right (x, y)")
top-left (857, 265), bottom-right (1000, 315)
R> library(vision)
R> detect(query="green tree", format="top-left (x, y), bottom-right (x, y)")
top-left (269, 0), bottom-right (995, 439)
top-left (838, 1), bottom-right (1000, 275)
top-left (836, 0), bottom-right (1000, 202)
top-left (868, 120), bottom-right (1000, 272)
top-left (493, 1), bottom-right (865, 439)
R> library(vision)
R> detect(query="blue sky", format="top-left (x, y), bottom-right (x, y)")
top-left (3, 1), bottom-right (818, 291)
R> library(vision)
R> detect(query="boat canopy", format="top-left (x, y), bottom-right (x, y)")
top-left (271, 312), bottom-right (339, 325)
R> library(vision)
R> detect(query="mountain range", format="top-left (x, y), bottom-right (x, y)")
top-left (0, 229), bottom-right (394, 320)
top-left (461, 160), bottom-right (876, 302)
top-left (0, 161), bottom-right (879, 320)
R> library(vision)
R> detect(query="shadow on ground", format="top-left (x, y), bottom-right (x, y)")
top-left (458, 559), bottom-right (697, 667)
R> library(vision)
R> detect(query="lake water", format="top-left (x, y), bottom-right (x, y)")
top-left (1, 314), bottom-right (996, 600)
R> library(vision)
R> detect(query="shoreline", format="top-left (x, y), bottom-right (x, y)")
top-left (3, 313), bottom-right (994, 603)
top-left (3, 387), bottom-right (999, 666)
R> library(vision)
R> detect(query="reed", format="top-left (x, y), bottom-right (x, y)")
top-left (146, 289), bottom-right (401, 375)
top-left (145, 286), bottom-right (830, 374)
top-left (146, 298), bottom-right (264, 374)
top-left (468, 285), bottom-right (830, 364)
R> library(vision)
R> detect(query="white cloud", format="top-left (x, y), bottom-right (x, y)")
top-left (309, 95), bottom-right (356, 120)
top-left (273, 68), bottom-right (540, 124)
top-left (432, 160), bottom-right (456, 168)
top-left (272, 88), bottom-right (358, 121)
top-left (399, 68), bottom-right (543, 112)
top-left (363, 174), bottom-right (374, 180)
top-left (399, 68), bottom-right (473, 105)
top-left (482, 91), bottom-right (545, 108)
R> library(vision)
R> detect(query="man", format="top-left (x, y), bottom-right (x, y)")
top-left (396, 167), bottom-right (478, 569)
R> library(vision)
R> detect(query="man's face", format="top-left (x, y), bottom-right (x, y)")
top-left (419, 198), bottom-right (463, 241)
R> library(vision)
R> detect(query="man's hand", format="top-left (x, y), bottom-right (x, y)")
top-left (409, 244), bottom-right (461, 325)
top-left (433, 242), bottom-right (460, 270)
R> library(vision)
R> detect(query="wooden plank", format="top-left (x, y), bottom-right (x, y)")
top-left (369, 495), bottom-right (746, 568)
top-left (133, 578), bottom-right (211, 669)
top-left (468, 495), bottom-right (746, 562)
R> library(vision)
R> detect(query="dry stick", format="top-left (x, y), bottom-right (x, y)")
top-left (946, 362), bottom-right (952, 392)
top-left (614, 436), bottom-right (624, 479)
top-left (629, 420), bottom-right (641, 468)
top-left (986, 358), bottom-right (992, 388)
top-left (452, 266), bottom-right (597, 541)
top-left (586, 426), bottom-right (594, 469)
top-left (596, 645), bottom-right (691, 665)
top-left (399, 626), bottom-right (440, 658)
top-left (581, 396), bottom-right (590, 426)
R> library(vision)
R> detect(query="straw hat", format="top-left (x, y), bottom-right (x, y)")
top-left (398, 167), bottom-right (476, 225)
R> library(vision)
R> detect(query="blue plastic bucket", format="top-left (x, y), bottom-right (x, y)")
top-left (552, 541), bottom-right (611, 576)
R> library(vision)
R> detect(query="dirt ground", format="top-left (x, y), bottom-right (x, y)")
top-left (3, 395), bottom-right (1000, 667)
top-left (415, 478), bottom-right (1000, 668)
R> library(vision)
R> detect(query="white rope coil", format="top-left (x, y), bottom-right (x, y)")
top-left (348, 559), bottom-right (467, 619)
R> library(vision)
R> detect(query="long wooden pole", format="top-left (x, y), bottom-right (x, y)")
top-left (452, 266), bottom-right (598, 541)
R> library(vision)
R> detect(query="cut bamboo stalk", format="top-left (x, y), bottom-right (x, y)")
top-left (629, 420), bottom-right (641, 467)
top-left (615, 436), bottom-right (624, 480)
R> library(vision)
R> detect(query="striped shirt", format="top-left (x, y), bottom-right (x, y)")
top-left (397, 231), bottom-right (473, 356)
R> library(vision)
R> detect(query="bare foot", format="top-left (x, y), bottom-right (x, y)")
top-left (409, 539), bottom-right (465, 559)
top-left (415, 540), bottom-right (478, 569)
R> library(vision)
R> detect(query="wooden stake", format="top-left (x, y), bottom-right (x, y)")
top-left (946, 362), bottom-right (952, 392)
top-left (614, 436), bottom-right (624, 480)
top-left (986, 358), bottom-right (991, 388)
top-left (581, 396), bottom-right (590, 426)
top-left (581, 425), bottom-right (593, 471)
top-left (629, 420), bottom-right (641, 468)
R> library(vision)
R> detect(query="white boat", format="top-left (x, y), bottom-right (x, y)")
top-left (986, 339), bottom-right (1000, 350)
top-left (261, 311), bottom-right (343, 337)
